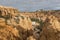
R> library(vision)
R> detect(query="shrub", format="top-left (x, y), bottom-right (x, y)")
top-left (31, 18), bottom-right (39, 23)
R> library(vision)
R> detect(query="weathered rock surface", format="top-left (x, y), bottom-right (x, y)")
top-left (39, 15), bottom-right (60, 40)
top-left (0, 6), bottom-right (32, 40)
top-left (0, 6), bottom-right (60, 40)
top-left (20, 10), bottom-right (60, 40)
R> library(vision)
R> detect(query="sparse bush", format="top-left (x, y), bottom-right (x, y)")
top-left (31, 18), bottom-right (39, 23)
top-left (21, 16), bottom-right (24, 19)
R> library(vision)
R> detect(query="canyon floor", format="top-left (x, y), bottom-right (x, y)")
top-left (0, 6), bottom-right (60, 40)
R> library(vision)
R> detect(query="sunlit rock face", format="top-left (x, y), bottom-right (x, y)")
top-left (48, 15), bottom-right (60, 31)
top-left (0, 6), bottom-right (33, 40)
top-left (0, 6), bottom-right (32, 30)
top-left (21, 11), bottom-right (60, 40)
top-left (39, 15), bottom-right (60, 40)
top-left (0, 6), bottom-right (60, 40)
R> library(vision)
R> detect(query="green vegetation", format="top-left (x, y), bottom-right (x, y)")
top-left (21, 16), bottom-right (24, 19)
top-left (31, 18), bottom-right (44, 27)
top-left (31, 18), bottom-right (39, 23)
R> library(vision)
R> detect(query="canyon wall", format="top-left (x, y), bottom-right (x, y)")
top-left (0, 6), bottom-right (60, 40)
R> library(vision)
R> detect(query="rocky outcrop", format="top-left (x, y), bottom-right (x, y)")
top-left (39, 15), bottom-right (60, 40)
top-left (0, 6), bottom-right (60, 40)
top-left (0, 6), bottom-right (32, 40)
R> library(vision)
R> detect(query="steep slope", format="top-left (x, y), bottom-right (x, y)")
top-left (0, 6), bottom-right (60, 40)
top-left (20, 10), bottom-right (60, 40)
top-left (0, 6), bottom-right (32, 40)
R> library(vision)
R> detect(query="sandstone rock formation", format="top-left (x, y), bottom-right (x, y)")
top-left (20, 10), bottom-right (60, 40)
top-left (0, 6), bottom-right (32, 40)
top-left (0, 6), bottom-right (60, 40)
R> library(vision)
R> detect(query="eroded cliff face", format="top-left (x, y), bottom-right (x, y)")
top-left (39, 15), bottom-right (60, 40)
top-left (0, 6), bottom-right (60, 40)
top-left (20, 10), bottom-right (60, 40)
top-left (0, 6), bottom-right (32, 40)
